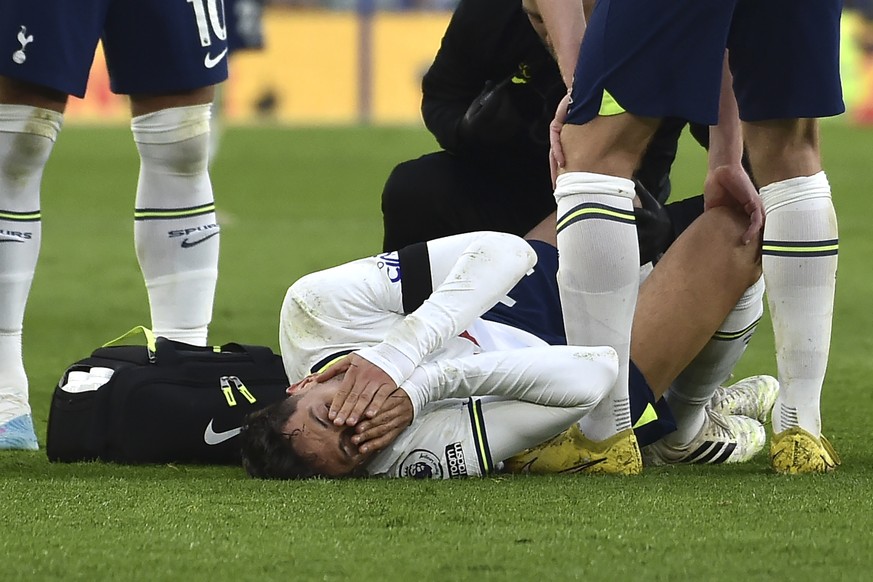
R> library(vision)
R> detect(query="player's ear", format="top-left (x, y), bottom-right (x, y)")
top-left (287, 374), bottom-right (317, 395)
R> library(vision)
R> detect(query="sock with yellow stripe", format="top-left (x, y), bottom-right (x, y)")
top-left (761, 172), bottom-right (838, 436)
top-left (663, 275), bottom-right (765, 446)
top-left (554, 172), bottom-right (638, 441)
top-left (0, 104), bottom-right (64, 424)
top-left (0, 105), bottom-right (62, 421)
top-left (132, 104), bottom-right (219, 346)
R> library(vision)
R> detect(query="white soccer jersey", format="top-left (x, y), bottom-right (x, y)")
top-left (279, 232), bottom-right (541, 384)
top-left (278, 232), bottom-right (617, 479)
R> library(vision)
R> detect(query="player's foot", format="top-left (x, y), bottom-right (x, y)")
top-left (710, 375), bottom-right (779, 423)
top-left (0, 414), bottom-right (38, 450)
top-left (503, 426), bottom-right (642, 475)
top-left (643, 409), bottom-right (765, 465)
top-left (770, 427), bottom-right (840, 474)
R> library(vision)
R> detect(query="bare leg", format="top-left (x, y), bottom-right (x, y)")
top-left (631, 207), bottom-right (772, 465)
top-left (630, 206), bottom-right (762, 397)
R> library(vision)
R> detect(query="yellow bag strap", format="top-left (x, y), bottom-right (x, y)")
top-left (101, 325), bottom-right (158, 354)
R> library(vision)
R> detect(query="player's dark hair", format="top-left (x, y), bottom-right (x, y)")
top-left (239, 396), bottom-right (319, 480)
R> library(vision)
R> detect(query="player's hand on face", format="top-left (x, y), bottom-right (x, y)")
top-left (549, 91), bottom-right (571, 187)
top-left (350, 391), bottom-right (413, 454)
top-left (704, 164), bottom-right (764, 244)
top-left (316, 353), bottom-right (398, 427)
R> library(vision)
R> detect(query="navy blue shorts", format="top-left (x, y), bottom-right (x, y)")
top-left (0, 0), bottom-right (229, 98)
top-left (567, 0), bottom-right (844, 126)
top-left (482, 240), bottom-right (676, 446)
top-left (225, 0), bottom-right (265, 54)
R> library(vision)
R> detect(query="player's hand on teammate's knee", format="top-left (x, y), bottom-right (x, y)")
top-left (703, 165), bottom-right (764, 244)
top-left (351, 392), bottom-right (413, 454)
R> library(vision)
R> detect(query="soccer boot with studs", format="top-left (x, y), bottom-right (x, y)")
top-left (709, 374), bottom-right (779, 424)
top-left (503, 425), bottom-right (643, 475)
top-left (770, 427), bottom-right (840, 474)
top-left (643, 408), bottom-right (765, 465)
top-left (0, 414), bottom-right (39, 450)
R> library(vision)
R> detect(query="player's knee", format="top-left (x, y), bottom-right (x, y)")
top-left (707, 207), bottom-right (762, 284)
top-left (131, 105), bottom-right (211, 174)
top-left (560, 116), bottom-right (656, 175)
top-left (558, 346), bottom-right (618, 403)
top-left (0, 104), bottom-right (62, 181)
top-left (381, 160), bottom-right (427, 216)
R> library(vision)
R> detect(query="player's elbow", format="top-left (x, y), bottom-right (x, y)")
top-left (481, 231), bottom-right (538, 272)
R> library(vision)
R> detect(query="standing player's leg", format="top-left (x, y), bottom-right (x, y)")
top-left (0, 0), bottom-right (106, 449)
top-left (129, 90), bottom-right (220, 346)
top-left (550, 0), bottom-right (738, 472)
top-left (105, 0), bottom-right (228, 346)
top-left (555, 114), bottom-right (653, 464)
top-left (729, 0), bottom-right (844, 473)
top-left (0, 79), bottom-right (64, 450)
top-left (745, 120), bottom-right (840, 474)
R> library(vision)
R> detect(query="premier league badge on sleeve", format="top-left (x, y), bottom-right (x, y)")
top-left (399, 449), bottom-right (444, 479)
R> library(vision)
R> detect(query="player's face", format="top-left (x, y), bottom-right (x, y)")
top-left (282, 376), bottom-right (372, 477)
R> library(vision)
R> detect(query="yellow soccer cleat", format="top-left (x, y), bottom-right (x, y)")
top-left (770, 427), bottom-right (841, 474)
top-left (503, 425), bottom-right (642, 475)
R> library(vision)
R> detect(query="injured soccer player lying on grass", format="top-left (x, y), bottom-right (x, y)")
top-left (240, 205), bottom-right (776, 480)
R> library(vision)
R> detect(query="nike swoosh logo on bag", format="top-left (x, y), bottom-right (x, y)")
top-left (204, 48), bottom-right (228, 69)
top-left (204, 419), bottom-right (242, 445)
top-left (181, 232), bottom-right (219, 248)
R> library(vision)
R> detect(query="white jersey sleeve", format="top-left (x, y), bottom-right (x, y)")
top-left (280, 231), bottom-right (537, 384)
top-left (356, 232), bottom-right (537, 385)
top-left (403, 346), bottom-right (618, 453)
top-left (367, 345), bottom-right (618, 478)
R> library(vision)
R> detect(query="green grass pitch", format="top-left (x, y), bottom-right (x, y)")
top-left (2, 122), bottom-right (873, 580)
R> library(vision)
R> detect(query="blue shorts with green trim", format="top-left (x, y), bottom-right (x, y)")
top-left (566, 0), bottom-right (844, 126)
top-left (482, 240), bottom-right (676, 447)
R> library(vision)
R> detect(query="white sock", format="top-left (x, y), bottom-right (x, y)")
top-left (664, 275), bottom-right (765, 445)
top-left (209, 88), bottom-right (223, 167)
top-left (132, 104), bottom-right (219, 346)
top-left (0, 105), bottom-right (62, 420)
top-left (761, 172), bottom-right (838, 436)
top-left (554, 172), bottom-right (638, 440)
